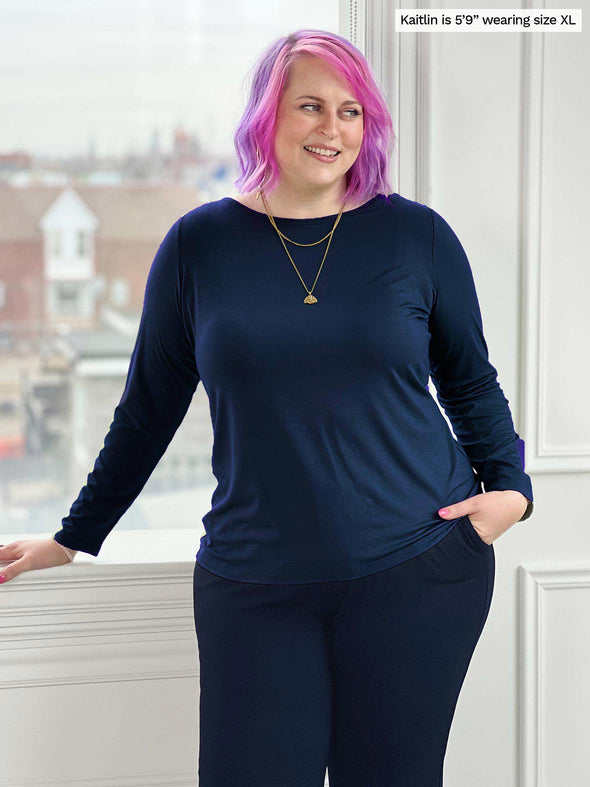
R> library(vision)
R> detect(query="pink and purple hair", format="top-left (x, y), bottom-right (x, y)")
top-left (233, 29), bottom-right (396, 205)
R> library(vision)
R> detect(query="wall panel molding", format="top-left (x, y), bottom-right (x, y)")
top-left (521, 0), bottom-right (590, 473)
top-left (519, 562), bottom-right (590, 786)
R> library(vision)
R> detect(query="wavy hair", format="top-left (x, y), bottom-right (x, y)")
top-left (233, 29), bottom-right (396, 205)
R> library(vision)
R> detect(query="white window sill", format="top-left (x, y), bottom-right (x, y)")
top-left (2, 528), bottom-right (202, 568)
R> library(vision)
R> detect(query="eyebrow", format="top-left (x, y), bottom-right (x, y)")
top-left (294, 94), bottom-right (362, 106)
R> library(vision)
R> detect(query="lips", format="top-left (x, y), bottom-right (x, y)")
top-left (303, 145), bottom-right (341, 156)
top-left (303, 146), bottom-right (342, 163)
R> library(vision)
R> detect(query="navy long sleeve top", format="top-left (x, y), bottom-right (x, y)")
top-left (54, 192), bottom-right (533, 583)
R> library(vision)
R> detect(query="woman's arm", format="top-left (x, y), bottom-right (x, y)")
top-left (427, 207), bottom-right (534, 507)
top-left (53, 215), bottom-right (201, 556)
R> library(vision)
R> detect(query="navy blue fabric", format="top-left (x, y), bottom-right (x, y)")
top-left (193, 515), bottom-right (495, 787)
top-left (55, 192), bottom-right (533, 581)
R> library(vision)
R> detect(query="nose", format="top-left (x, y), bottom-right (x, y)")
top-left (317, 109), bottom-right (339, 139)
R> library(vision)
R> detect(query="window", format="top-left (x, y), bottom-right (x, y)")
top-left (110, 277), bottom-right (130, 308)
top-left (52, 230), bottom-right (62, 257)
top-left (53, 282), bottom-right (83, 316)
top-left (77, 230), bottom-right (89, 257)
top-left (1, 1), bottom-right (342, 548)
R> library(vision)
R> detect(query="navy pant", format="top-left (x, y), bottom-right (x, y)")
top-left (192, 514), bottom-right (495, 786)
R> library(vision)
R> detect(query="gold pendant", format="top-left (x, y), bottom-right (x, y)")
top-left (304, 294), bottom-right (318, 304)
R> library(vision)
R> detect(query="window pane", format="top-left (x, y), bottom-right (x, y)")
top-left (0, 2), bottom-right (340, 543)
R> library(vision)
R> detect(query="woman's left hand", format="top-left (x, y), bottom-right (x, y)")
top-left (438, 490), bottom-right (529, 545)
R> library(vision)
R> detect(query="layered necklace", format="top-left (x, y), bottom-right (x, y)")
top-left (255, 188), bottom-right (347, 304)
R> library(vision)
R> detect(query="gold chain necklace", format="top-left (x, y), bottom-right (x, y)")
top-left (256, 188), bottom-right (346, 304)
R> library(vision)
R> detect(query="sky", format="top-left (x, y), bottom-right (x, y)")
top-left (0, 0), bottom-right (339, 158)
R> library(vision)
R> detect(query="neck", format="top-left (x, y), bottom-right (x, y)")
top-left (258, 181), bottom-right (348, 219)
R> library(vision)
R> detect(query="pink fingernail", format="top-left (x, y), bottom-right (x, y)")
top-left (0, 574), bottom-right (7, 584)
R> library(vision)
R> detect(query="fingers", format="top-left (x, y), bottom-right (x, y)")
top-left (0, 542), bottom-right (27, 585)
top-left (0, 556), bottom-right (29, 585)
top-left (0, 542), bottom-right (22, 564)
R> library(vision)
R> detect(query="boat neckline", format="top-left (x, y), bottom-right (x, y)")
top-left (224, 193), bottom-right (395, 223)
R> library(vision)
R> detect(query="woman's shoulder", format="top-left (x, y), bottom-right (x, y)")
top-left (180, 194), bottom-right (242, 225)
top-left (224, 192), bottom-right (268, 214)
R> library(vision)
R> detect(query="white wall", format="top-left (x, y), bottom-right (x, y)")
top-left (381, 1), bottom-right (589, 785)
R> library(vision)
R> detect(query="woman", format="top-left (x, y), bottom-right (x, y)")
top-left (0, 29), bottom-right (533, 786)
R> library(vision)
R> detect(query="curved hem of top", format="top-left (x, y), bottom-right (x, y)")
top-left (224, 192), bottom-right (395, 224)
top-left (194, 517), bottom-right (462, 585)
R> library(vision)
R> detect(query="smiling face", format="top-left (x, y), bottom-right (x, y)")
top-left (273, 54), bottom-right (364, 197)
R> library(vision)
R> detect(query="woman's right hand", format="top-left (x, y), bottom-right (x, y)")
top-left (0, 539), bottom-right (77, 585)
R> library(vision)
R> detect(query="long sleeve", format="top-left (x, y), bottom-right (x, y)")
top-left (427, 207), bottom-right (533, 503)
top-left (54, 215), bottom-right (200, 556)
